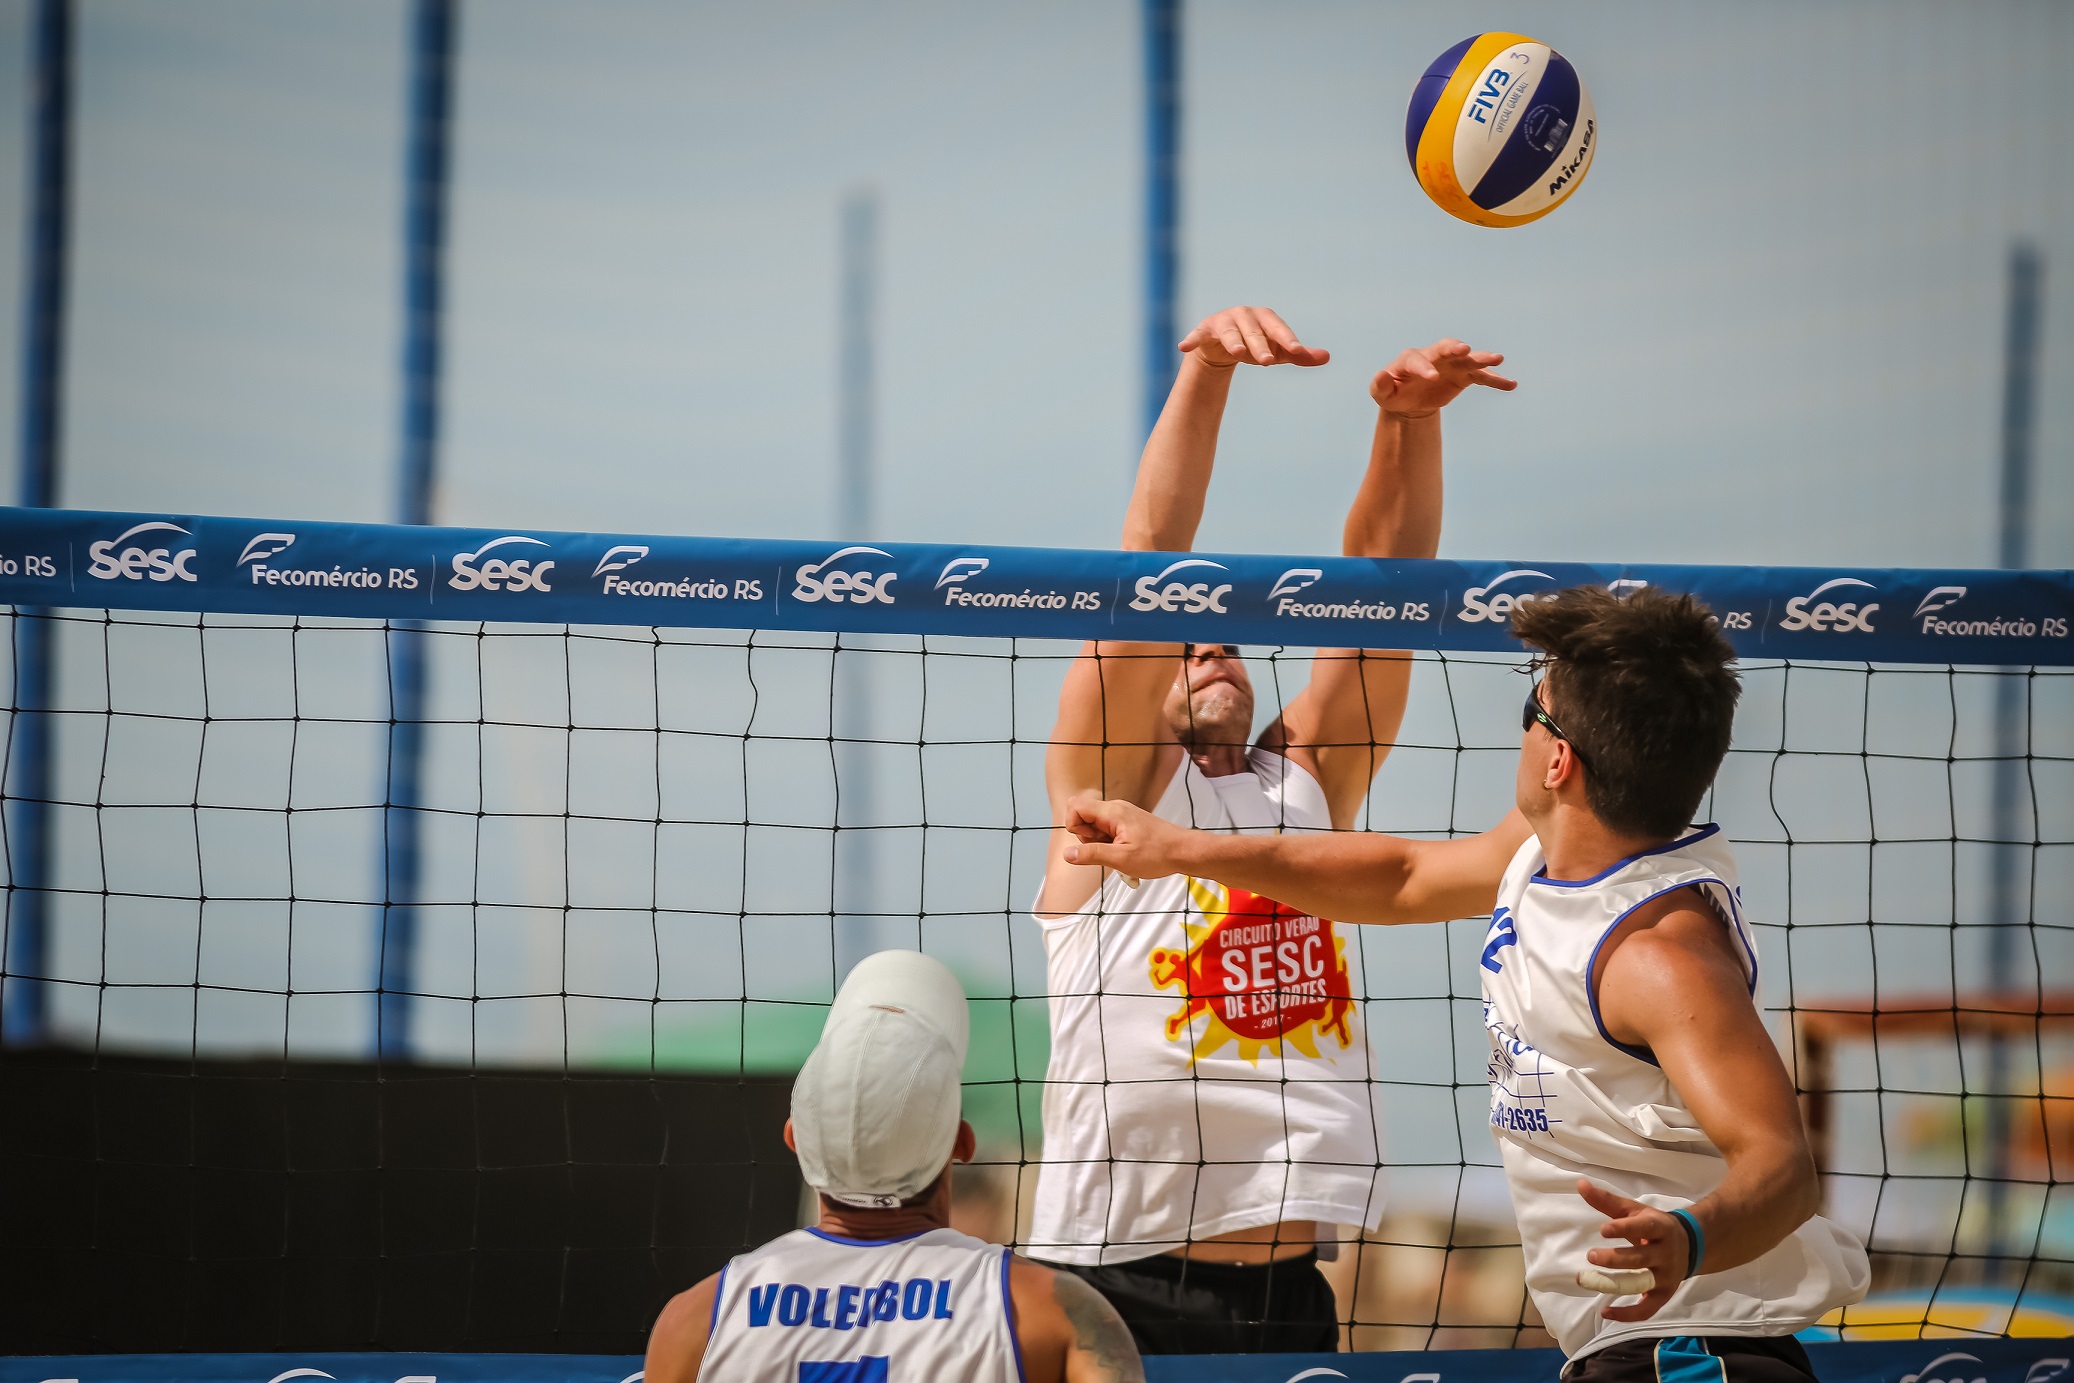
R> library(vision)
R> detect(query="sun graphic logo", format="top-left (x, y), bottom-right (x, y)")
top-left (1148, 878), bottom-right (1357, 1063)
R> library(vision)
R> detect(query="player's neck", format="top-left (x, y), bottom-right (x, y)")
top-left (813, 1192), bottom-right (952, 1242)
top-left (1184, 741), bottom-right (1251, 778)
top-left (1533, 802), bottom-right (1668, 882)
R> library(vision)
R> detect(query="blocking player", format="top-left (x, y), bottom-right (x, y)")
top-left (1027, 305), bottom-right (1515, 1353)
top-left (646, 950), bottom-right (1145, 1383)
top-left (1062, 587), bottom-right (1871, 1380)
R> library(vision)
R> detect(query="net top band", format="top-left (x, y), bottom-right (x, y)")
top-left (3, 506), bottom-right (2070, 665)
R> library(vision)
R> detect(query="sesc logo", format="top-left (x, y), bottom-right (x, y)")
top-left (793, 546), bottom-right (898, 605)
top-left (449, 535), bottom-right (555, 592)
top-left (1899, 1352), bottom-right (1985, 1383)
top-left (1778, 576), bottom-right (1878, 633)
top-left (87, 521), bottom-right (199, 583)
top-left (1457, 569), bottom-right (1554, 623)
top-left (1129, 558), bottom-right (1232, 614)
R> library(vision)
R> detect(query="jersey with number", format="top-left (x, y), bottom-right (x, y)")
top-left (1027, 749), bottom-right (1382, 1266)
top-left (1481, 825), bottom-right (1869, 1360)
top-left (698, 1226), bottom-right (1021, 1383)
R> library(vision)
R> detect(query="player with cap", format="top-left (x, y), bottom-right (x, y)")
top-left (1028, 304), bottom-right (1515, 1352)
top-left (646, 950), bottom-right (1146, 1383)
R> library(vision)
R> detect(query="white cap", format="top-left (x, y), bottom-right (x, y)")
top-left (790, 950), bottom-right (970, 1209)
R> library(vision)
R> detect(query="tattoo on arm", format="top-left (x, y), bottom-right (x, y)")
top-left (1053, 1272), bottom-right (1145, 1383)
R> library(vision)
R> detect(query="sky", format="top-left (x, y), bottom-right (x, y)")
top-left (0, 0), bottom-right (2069, 1253)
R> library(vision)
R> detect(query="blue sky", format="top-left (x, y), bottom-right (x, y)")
top-left (0, 0), bottom-right (2068, 567)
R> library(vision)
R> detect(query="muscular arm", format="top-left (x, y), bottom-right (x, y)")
top-left (1578, 892), bottom-right (1822, 1322)
top-left (1008, 1257), bottom-right (1146, 1383)
top-left (643, 1274), bottom-right (719, 1383)
top-left (1041, 308), bottom-right (1326, 915)
top-left (1266, 341), bottom-right (1513, 827)
top-left (1063, 796), bottom-right (1532, 926)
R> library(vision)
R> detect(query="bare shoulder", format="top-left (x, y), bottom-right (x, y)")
top-left (1007, 1256), bottom-right (1144, 1383)
top-left (1605, 884), bottom-right (1747, 979)
top-left (645, 1273), bottom-right (721, 1383)
top-left (1593, 884), bottom-right (1756, 1048)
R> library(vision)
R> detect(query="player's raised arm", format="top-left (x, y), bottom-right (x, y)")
top-left (1040, 306), bottom-right (1327, 916)
top-left (1265, 338), bottom-right (1516, 828)
top-left (1063, 794), bottom-right (1530, 926)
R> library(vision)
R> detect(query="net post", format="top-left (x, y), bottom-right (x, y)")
top-left (1141, 0), bottom-right (1180, 445)
top-left (1983, 240), bottom-right (2042, 1259)
top-left (3, 0), bottom-right (73, 1047)
top-left (376, 0), bottom-right (458, 1060)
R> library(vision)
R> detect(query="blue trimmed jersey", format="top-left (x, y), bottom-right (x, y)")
top-left (1481, 826), bottom-right (1868, 1360)
top-left (699, 1226), bottom-right (1023, 1382)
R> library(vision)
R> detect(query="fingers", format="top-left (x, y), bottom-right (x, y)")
top-left (1256, 308), bottom-right (1329, 366)
top-left (1470, 369), bottom-right (1519, 391)
top-left (1063, 839), bottom-right (1114, 867)
top-left (1187, 307), bottom-right (1328, 367)
top-left (1064, 794), bottom-right (1121, 843)
top-left (1576, 1179), bottom-right (1645, 1221)
top-left (1586, 1243), bottom-right (1657, 1270)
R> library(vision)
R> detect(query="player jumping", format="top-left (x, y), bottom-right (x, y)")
top-left (1027, 304), bottom-right (1515, 1353)
top-left (1062, 586), bottom-right (1870, 1380)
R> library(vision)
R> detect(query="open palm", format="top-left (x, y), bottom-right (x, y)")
top-left (1371, 338), bottom-right (1515, 417)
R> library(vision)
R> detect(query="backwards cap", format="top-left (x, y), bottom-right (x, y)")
top-left (790, 950), bottom-right (969, 1208)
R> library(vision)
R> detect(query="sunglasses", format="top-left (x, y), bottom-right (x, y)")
top-left (1522, 684), bottom-right (1591, 772)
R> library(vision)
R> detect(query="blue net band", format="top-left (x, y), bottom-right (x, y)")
top-left (2, 506), bottom-right (2069, 664)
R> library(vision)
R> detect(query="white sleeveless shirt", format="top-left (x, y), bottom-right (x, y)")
top-left (1027, 749), bottom-right (1383, 1265)
top-left (700, 1225), bottom-right (1021, 1382)
top-left (1482, 825), bottom-right (1868, 1360)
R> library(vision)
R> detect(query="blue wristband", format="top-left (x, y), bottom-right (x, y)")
top-left (1670, 1207), bottom-right (1705, 1278)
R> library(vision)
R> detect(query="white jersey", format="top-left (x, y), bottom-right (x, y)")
top-left (1028, 749), bottom-right (1383, 1265)
top-left (1482, 825), bottom-right (1868, 1360)
top-left (699, 1226), bottom-right (1021, 1383)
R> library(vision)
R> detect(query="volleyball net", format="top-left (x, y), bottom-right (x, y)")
top-left (1, 507), bottom-right (2070, 1356)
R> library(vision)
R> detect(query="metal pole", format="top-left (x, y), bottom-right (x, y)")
top-left (1983, 241), bottom-right (2041, 1260)
top-left (3, 0), bottom-right (73, 1047)
top-left (378, 0), bottom-right (457, 1060)
top-left (1141, 0), bottom-right (1180, 443)
top-left (833, 189), bottom-right (882, 977)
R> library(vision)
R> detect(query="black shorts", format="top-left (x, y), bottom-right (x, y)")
top-left (1564, 1334), bottom-right (1819, 1383)
top-left (1045, 1251), bottom-right (1339, 1356)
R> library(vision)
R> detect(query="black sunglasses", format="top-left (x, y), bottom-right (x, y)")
top-left (1522, 684), bottom-right (1590, 772)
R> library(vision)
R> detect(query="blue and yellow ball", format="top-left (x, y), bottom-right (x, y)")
top-left (1406, 33), bottom-right (1596, 227)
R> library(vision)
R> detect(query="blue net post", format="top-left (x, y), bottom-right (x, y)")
top-left (378, 0), bottom-right (457, 1061)
top-left (1983, 241), bottom-right (2042, 1259)
top-left (4, 0), bottom-right (73, 1048)
top-left (1141, 0), bottom-right (1180, 445)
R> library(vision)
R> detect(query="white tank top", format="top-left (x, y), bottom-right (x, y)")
top-left (1483, 825), bottom-right (1869, 1360)
top-left (699, 1226), bottom-right (1021, 1383)
top-left (1027, 749), bottom-right (1383, 1265)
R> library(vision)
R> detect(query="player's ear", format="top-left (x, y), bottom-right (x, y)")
top-left (783, 1118), bottom-right (798, 1153)
top-left (953, 1120), bottom-right (977, 1163)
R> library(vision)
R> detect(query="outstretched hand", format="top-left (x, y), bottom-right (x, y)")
top-left (1061, 795), bottom-right (1191, 882)
top-left (1372, 338), bottom-right (1516, 418)
top-left (1576, 1180), bottom-right (1692, 1322)
top-left (1179, 306), bottom-right (1331, 368)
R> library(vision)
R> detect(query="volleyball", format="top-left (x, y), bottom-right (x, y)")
top-left (1405, 33), bottom-right (1596, 227)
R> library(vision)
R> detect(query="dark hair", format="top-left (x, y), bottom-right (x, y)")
top-left (1511, 586), bottom-right (1740, 840)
